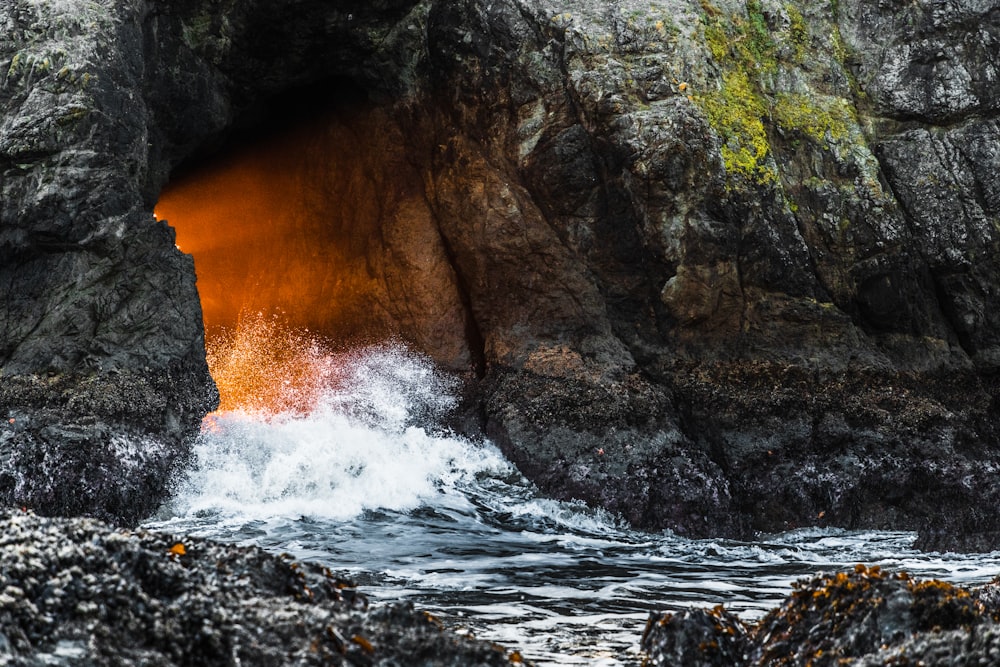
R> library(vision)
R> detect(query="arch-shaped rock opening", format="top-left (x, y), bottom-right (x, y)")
top-left (154, 79), bottom-right (477, 411)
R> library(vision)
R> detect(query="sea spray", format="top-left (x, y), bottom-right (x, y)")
top-left (164, 323), bottom-right (512, 522)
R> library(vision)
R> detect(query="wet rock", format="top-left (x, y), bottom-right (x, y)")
top-left (414, 0), bottom-right (1000, 550)
top-left (0, 510), bottom-right (522, 666)
top-left (484, 368), bottom-right (741, 537)
top-left (0, 0), bottom-right (216, 522)
top-left (642, 565), bottom-right (1000, 666)
top-left (0, 369), bottom-right (213, 524)
top-left (3, 0), bottom-right (1000, 550)
top-left (640, 606), bottom-right (749, 667)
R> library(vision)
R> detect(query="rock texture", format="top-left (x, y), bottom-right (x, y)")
top-left (642, 565), bottom-right (1000, 666)
top-left (412, 0), bottom-right (1000, 550)
top-left (0, 0), bottom-right (217, 522)
top-left (0, 510), bottom-right (522, 666)
top-left (2, 0), bottom-right (1000, 549)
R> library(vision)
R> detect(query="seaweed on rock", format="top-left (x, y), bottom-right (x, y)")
top-left (642, 565), bottom-right (1000, 666)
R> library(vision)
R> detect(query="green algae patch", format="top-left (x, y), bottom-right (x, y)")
top-left (696, 70), bottom-right (776, 185)
top-left (785, 3), bottom-right (809, 61)
top-left (773, 93), bottom-right (855, 146)
top-left (693, 0), bottom-right (866, 186)
top-left (741, 0), bottom-right (777, 70)
top-left (694, 0), bottom-right (783, 185)
top-left (701, 0), bottom-right (778, 74)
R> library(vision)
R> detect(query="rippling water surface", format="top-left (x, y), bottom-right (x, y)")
top-left (148, 345), bottom-right (1000, 666)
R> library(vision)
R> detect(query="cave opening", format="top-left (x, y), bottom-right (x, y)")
top-left (154, 78), bottom-right (474, 413)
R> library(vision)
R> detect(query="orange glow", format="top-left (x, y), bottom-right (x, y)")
top-left (205, 312), bottom-right (338, 416)
top-left (155, 107), bottom-right (390, 415)
top-left (154, 117), bottom-right (381, 340)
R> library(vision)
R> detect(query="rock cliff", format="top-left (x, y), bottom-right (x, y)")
top-left (2, 0), bottom-right (1000, 549)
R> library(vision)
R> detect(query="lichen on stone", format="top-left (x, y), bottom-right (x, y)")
top-left (695, 69), bottom-right (776, 184)
top-left (693, 0), bottom-right (784, 184)
top-left (772, 92), bottom-right (854, 146)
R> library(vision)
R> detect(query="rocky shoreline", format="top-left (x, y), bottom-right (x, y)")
top-left (4, 509), bottom-right (1000, 666)
top-left (0, 510), bottom-right (522, 666)
top-left (4, 0), bottom-right (1000, 661)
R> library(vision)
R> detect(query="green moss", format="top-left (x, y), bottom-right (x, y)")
top-left (695, 0), bottom-right (780, 185)
top-left (830, 28), bottom-right (847, 63)
top-left (785, 4), bottom-right (809, 61)
top-left (773, 93), bottom-right (854, 145)
top-left (704, 21), bottom-right (729, 62)
top-left (695, 0), bottom-right (864, 186)
top-left (7, 52), bottom-right (23, 80)
top-left (701, 0), bottom-right (777, 73)
top-left (742, 0), bottom-right (776, 68)
top-left (697, 71), bottom-right (776, 184)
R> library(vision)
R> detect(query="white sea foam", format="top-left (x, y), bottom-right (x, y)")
top-left (150, 339), bottom-right (1000, 667)
top-left (161, 345), bottom-right (511, 522)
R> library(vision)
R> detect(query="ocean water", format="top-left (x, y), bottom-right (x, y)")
top-left (147, 343), bottom-right (1000, 666)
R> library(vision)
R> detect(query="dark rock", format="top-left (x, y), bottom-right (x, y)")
top-left (3, 0), bottom-right (1000, 550)
top-left (0, 0), bottom-right (217, 523)
top-left (642, 565), bottom-right (1000, 666)
top-left (0, 509), bottom-right (523, 666)
top-left (484, 368), bottom-right (741, 537)
top-left (640, 606), bottom-right (749, 667)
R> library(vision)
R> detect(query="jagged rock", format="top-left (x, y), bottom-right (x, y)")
top-left (0, 0), bottom-right (218, 522)
top-left (2, 0), bottom-right (1000, 549)
top-left (640, 606), bottom-right (749, 667)
top-left (414, 0), bottom-right (1000, 548)
top-left (642, 566), bottom-right (1000, 666)
top-left (0, 510), bottom-right (523, 666)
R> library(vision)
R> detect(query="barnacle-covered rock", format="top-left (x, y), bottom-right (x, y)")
top-left (642, 566), bottom-right (1000, 666)
top-left (0, 510), bottom-right (522, 666)
top-left (640, 605), bottom-right (749, 667)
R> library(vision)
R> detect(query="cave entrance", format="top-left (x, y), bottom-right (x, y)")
top-left (154, 82), bottom-right (472, 412)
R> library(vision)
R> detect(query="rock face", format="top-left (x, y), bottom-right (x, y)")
top-left (2, 0), bottom-right (1000, 548)
top-left (641, 564), bottom-right (1000, 666)
top-left (0, 0), bottom-right (217, 522)
top-left (0, 510), bottom-right (521, 665)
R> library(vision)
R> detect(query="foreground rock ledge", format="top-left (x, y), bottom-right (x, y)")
top-left (0, 511), bottom-right (523, 666)
top-left (642, 564), bottom-right (1000, 666)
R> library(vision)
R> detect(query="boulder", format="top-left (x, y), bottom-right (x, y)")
top-left (642, 565), bottom-right (1000, 666)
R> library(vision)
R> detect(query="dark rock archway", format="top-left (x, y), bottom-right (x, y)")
top-left (3, 0), bottom-right (1000, 550)
top-left (155, 82), bottom-right (477, 373)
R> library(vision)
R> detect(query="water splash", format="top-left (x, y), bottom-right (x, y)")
top-left (165, 324), bottom-right (510, 523)
top-left (152, 325), bottom-right (1000, 666)
top-left (205, 313), bottom-right (339, 415)
top-left (170, 409), bottom-right (511, 522)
